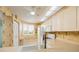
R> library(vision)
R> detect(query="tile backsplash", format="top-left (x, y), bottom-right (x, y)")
top-left (56, 32), bottom-right (79, 43)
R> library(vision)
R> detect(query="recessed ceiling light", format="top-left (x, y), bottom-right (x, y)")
top-left (41, 17), bottom-right (46, 21)
top-left (30, 11), bottom-right (35, 15)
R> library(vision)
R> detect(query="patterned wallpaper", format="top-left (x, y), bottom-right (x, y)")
top-left (0, 7), bottom-right (20, 47)
top-left (2, 15), bottom-right (13, 47)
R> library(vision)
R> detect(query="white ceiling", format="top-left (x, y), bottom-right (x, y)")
top-left (8, 6), bottom-right (51, 23)
top-left (8, 6), bottom-right (63, 23)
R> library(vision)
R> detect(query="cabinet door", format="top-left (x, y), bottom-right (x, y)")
top-left (63, 7), bottom-right (76, 31)
top-left (52, 9), bottom-right (64, 31)
top-left (45, 20), bottom-right (49, 32)
top-left (54, 14), bottom-right (59, 31)
top-left (77, 7), bottom-right (79, 31)
top-left (52, 15), bottom-right (57, 31)
top-left (56, 9), bottom-right (64, 31)
top-left (46, 20), bottom-right (52, 32)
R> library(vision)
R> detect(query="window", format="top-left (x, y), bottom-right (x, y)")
top-left (23, 24), bottom-right (34, 35)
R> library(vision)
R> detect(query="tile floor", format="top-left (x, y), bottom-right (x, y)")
top-left (0, 39), bottom-right (79, 52)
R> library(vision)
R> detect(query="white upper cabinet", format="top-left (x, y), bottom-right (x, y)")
top-left (56, 9), bottom-right (64, 31)
top-left (42, 7), bottom-right (77, 32)
top-left (52, 8), bottom-right (64, 31)
top-left (52, 15), bottom-right (57, 31)
top-left (77, 7), bottom-right (79, 31)
top-left (44, 19), bottom-right (52, 32)
top-left (63, 7), bottom-right (76, 31)
top-left (41, 19), bottom-right (52, 32)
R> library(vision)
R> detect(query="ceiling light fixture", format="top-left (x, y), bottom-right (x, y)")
top-left (41, 6), bottom-right (63, 22)
top-left (41, 6), bottom-right (58, 22)
top-left (30, 11), bottom-right (35, 15)
top-left (45, 6), bottom-right (58, 17)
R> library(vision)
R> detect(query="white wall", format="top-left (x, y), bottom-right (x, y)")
top-left (13, 21), bottom-right (19, 47)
